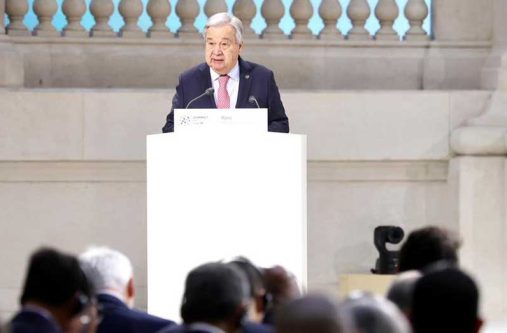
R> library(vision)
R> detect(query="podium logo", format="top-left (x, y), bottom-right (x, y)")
top-left (180, 116), bottom-right (191, 126)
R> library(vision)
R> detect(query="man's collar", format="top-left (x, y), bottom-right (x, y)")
top-left (210, 61), bottom-right (240, 82)
top-left (188, 322), bottom-right (227, 333)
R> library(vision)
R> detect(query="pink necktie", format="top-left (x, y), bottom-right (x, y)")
top-left (217, 75), bottom-right (230, 109)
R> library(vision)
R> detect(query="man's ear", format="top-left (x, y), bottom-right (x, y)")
top-left (474, 317), bottom-right (484, 333)
top-left (254, 295), bottom-right (265, 314)
top-left (127, 278), bottom-right (135, 298)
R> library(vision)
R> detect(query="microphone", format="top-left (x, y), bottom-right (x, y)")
top-left (186, 88), bottom-right (214, 109)
top-left (248, 95), bottom-right (260, 108)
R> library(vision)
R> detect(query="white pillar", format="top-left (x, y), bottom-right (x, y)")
top-left (147, 0), bottom-right (172, 38)
top-left (0, 0), bottom-right (24, 87)
top-left (33, 0), bottom-right (59, 37)
top-left (374, 0), bottom-right (399, 40)
top-left (62, 0), bottom-right (87, 37)
top-left (5, 0), bottom-right (30, 36)
top-left (448, 157), bottom-right (507, 321)
top-left (347, 0), bottom-right (371, 40)
top-left (175, 0), bottom-right (200, 39)
top-left (290, 0), bottom-right (313, 40)
top-left (0, 0), bottom-right (5, 34)
top-left (90, 0), bottom-right (116, 37)
top-left (232, 0), bottom-right (257, 38)
top-left (119, 0), bottom-right (145, 38)
top-left (404, 0), bottom-right (429, 41)
top-left (261, 0), bottom-right (285, 40)
top-left (318, 0), bottom-right (343, 40)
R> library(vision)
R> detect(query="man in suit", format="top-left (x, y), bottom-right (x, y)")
top-left (79, 246), bottom-right (175, 333)
top-left (162, 12), bottom-right (289, 133)
top-left (9, 247), bottom-right (97, 333)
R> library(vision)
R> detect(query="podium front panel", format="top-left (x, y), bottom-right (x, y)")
top-left (147, 132), bottom-right (307, 320)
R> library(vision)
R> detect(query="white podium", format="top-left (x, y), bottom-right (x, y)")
top-left (147, 132), bottom-right (307, 320)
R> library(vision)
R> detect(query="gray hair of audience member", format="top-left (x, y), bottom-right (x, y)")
top-left (276, 294), bottom-right (342, 333)
top-left (386, 270), bottom-right (422, 314)
top-left (338, 292), bottom-right (411, 333)
top-left (79, 246), bottom-right (133, 296)
top-left (204, 12), bottom-right (244, 44)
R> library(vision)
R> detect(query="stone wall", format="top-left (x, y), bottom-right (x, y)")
top-left (0, 88), bottom-right (491, 321)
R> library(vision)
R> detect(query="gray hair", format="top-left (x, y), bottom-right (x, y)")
top-left (204, 12), bottom-right (243, 44)
top-left (79, 246), bottom-right (133, 296)
top-left (338, 292), bottom-right (411, 333)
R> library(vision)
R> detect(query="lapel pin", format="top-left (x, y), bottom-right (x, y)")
top-left (245, 74), bottom-right (250, 79)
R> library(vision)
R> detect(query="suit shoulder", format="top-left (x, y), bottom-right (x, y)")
top-left (241, 60), bottom-right (274, 76)
top-left (180, 63), bottom-right (208, 81)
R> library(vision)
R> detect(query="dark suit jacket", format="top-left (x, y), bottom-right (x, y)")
top-left (156, 321), bottom-right (274, 333)
top-left (97, 294), bottom-right (175, 333)
top-left (162, 58), bottom-right (289, 133)
top-left (9, 309), bottom-right (62, 333)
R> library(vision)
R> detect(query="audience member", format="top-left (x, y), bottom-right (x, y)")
top-left (157, 262), bottom-right (250, 333)
top-left (79, 246), bottom-right (175, 333)
top-left (386, 270), bottom-right (422, 316)
top-left (398, 226), bottom-right (460, 272)
top-left (228, 257), bottom-right (269, 323)
top-left (228, 258), bottom-right (274, 333)
top-left (411, 265), bottom-right (482, 333)
top-left (9, 247), bottom-right (97, 333)
top-left (262, 266), bottom-right (300, 325)
top-left (338, 292), bottom-right (411, 333)
top-left (275, 294), bottom-right (342, 333)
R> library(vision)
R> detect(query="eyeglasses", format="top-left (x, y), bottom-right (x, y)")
top-left (205, 40), bottom-right (236, 51)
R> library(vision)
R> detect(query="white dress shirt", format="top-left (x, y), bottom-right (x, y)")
top-left (210, 62), bottom-right (240, 108)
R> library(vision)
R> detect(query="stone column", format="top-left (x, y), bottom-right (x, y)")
top-left (147, 0), bottom-right (172, 38)
top-left (447, 156), bottom-right (507, 320)
top-left (347, 0), bottom-right (371, 40)
top-left (318, 0), bottom-right (342, 40)
top-left (232, 0), bottom-right (257, 38)
top-left (290, 0), bottom-right (313, 40)
top-left (175, 0), bottom-right (200, 39)
top-left (0, 0), bottom-right (24, 86)
top-left (261, 0), bottom-right (285, 40)
top-left (449, 1), bottom-right (507, 322)
top-left (0, 0), bottom-right (5, 34)
top-left (432, 0), bottom-right (493, 41)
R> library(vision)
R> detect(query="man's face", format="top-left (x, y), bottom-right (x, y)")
top-left (205, 25), bottom-right (242, 75)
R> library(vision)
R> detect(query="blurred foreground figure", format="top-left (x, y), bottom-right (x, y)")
top-left (411, 265), bottom-right (482, 333)
top-left (157, 262), bottom-right (250, 333)
top-left (80, 246), bottom-right (175, 333)
top-left (262, 266), bottom-right (300, 325)
top-left (338, 292), bottom-right (411, 333)
top-left (227, 258), bottom-right (274, 333)
top-left (9, 247), bottom-right (98, 333)
top-left (386, 270), bottom-right (422, 316)
top-left (398, 226), bottom-right (460, 272)
top-left (275, 295), bottom-right (343, 333)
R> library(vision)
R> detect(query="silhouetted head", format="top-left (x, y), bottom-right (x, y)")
top-left (228, 257), bottom-right (269, 323)
top-left (181, 262), bottom-right (249, 330)
top-left (411, 265), bottom-right (481, 333)
top-left (398, 226), bottom-right (460, 272)
top-left (276, 294), bottom-right (343, 333)
top-left (19, 247), bottom-right (95, 332)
